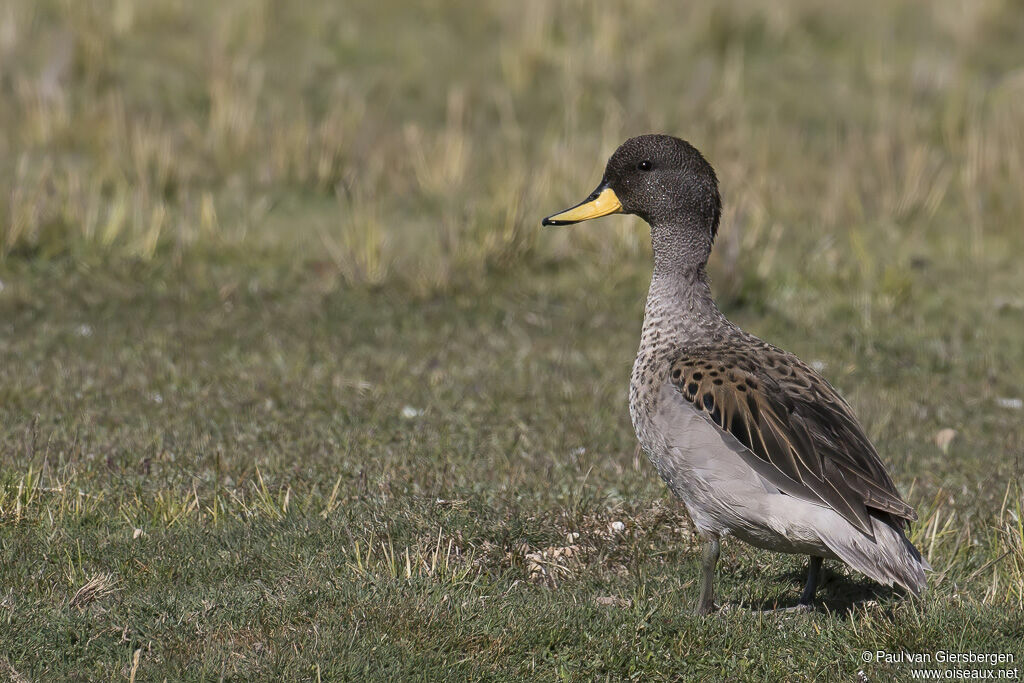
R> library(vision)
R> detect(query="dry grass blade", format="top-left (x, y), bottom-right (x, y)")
top-left (128, 648), bottom-right (142, 683)
top-left (68, 573), bottom-right (117, 608)
top-left (966, 551), bottom-right (1011, 584)
top-left (0, 656), bottom-right (30, 683)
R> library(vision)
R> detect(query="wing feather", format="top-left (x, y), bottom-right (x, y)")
top-left (668, 343), bottom-right (917, 538)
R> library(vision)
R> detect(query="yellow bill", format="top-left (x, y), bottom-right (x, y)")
top-left (542, 186), bottom-right (622, 226)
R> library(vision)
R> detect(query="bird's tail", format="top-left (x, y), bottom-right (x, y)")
top-left (820, 514), bottom-right (931, 594)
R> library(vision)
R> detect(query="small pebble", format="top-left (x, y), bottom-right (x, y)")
top-left (401, 406), bottom-right (423, 419)
top-left (595, 596), bottom-right (632, 608)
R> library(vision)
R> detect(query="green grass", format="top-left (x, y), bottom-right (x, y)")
top-left (2, 0), bottom-right (1024, 680)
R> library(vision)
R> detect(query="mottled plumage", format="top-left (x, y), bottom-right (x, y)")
top-left (544, 134), bottom-right (928, 614)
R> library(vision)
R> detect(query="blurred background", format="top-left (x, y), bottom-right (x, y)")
top-left (1, 1), bottom-right (1023, 678)
top-left (2, 0), bottom-right (1022, 292)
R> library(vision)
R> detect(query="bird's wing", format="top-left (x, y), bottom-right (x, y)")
top-left (668, 342), bottom-right (916, 538)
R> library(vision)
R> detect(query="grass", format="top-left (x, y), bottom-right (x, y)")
top-left (2, 0), bottom-right (1024, 680)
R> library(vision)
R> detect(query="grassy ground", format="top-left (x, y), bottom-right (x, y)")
top-left (2, 0), bottom-right (1024, 680)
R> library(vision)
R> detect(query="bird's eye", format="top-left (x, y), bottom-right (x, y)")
top-left (638, 160), bottom-right (653, 171)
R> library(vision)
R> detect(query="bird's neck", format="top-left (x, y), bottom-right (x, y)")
top-left (650, 219), bottom-right (713, 281)
top-left (643, 225), bottom-right (726, 349)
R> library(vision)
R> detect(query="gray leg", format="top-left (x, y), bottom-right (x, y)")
top-left (695, 536), bottom-right (720, 616)
top-left (798, 556), bottom-right (823, 607)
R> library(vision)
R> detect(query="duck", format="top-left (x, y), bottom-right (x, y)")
top-left (542, 134), bottom-right (928, 614)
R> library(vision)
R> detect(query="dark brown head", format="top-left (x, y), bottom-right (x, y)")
top-left (542, 134), bottom-right (722, 247)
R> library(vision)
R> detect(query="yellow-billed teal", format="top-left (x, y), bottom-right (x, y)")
top-left (543, 134), bottom-right (928, 614)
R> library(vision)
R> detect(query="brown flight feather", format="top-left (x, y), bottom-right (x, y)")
top-left (669, 340), bottom-right (917, 538)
